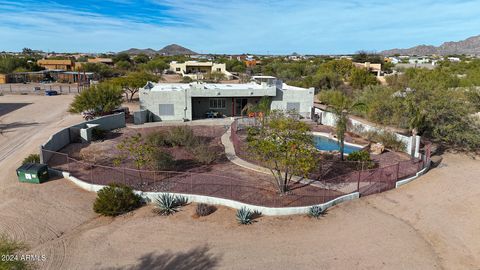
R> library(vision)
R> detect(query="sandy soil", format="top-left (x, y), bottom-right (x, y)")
top-left (1, 94), bottom-right (479, 269)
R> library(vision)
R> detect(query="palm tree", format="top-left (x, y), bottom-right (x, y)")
top-left (326, 91), bottom-right (366, 160)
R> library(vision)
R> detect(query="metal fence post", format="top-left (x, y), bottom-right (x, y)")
top-left (357, 170), bottom-right (361, 192)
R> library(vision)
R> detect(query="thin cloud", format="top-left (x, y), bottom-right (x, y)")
top-left (0, 0), bottom-right (479, 54)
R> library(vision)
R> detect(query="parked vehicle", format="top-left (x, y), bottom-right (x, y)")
top-left (45, 90), bottom-right (58, 96)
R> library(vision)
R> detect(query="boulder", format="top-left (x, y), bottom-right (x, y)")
top-left (370, 143), bottom-right (385, 155)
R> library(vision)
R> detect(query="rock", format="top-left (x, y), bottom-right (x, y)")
top-left (370, 143), bottom-right (385, 155)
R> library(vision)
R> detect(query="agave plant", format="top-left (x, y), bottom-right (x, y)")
top-left (307, 205), bottom-right (325, 219)
top-left (236, 207), bottom-right (254, 225)
top-left (154, 194), bottom-right (188, 216)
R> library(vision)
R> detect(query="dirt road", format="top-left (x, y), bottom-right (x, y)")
top-left (1, 94), bottom-right (479, 269)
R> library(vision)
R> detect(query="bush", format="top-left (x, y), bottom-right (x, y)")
top-left (151, 150), bottom-right (175, 170)
top-left (195, 203), bottom-right (216, 217)
top-left (346, 150), bottom-right (376, 169)
top-left (22, 154), bottom-right (40, 164)
top-left (93, 184), bottom-right (143, 216)
top-left (146, 131), bottom-right (171, 147)
top-left (246, 127), bottom-right (261, 142)
top-left (307, 205), bottom-right (325, 219)
top-left (363, 130), bottom-right (406, 152)
top-left (167, 126), bottom-right (198, 148)
top-left (192, 145), bottom-right (217, 165)
top-left (181, 76), bottom-right (193, 83)
top-left (154, 194), bottom-right (188, 216)
top-left (0, 235), bottom-right (31, 270)
top-left (236, 207), bottom-right (254, 225)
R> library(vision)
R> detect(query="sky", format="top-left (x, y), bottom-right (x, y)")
top-left (1, 0), bottom-right (479, 54)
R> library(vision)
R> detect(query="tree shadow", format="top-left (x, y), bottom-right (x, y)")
top-left (0, 121), bottom-right (39, 134)
top-left (105, 245), bottom-right (221, 270)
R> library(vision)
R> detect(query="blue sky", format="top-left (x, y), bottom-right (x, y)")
top-left (1, 0), bottom-right (479, 54)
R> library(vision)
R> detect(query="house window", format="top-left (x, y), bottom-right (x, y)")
top-left (176, 67), bottom-right (181, 72)
top-left (159, 104), bottom-right (174, 116)
top-left (286, 102), bottom-right (300, 112)
top-left (216, 68), bottom-right (221, 72)
top-left (209, 98), bottom-right (226, 109)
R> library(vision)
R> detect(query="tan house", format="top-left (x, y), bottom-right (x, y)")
top-left (37, 59), bottom-right (74, 71)
top-left (353, 62), bottom-right (382, 76)
top-left (0, 74), bottom-right (7, 84)
top-left (169, 61), bottom-right (233, 80)
top-left (87, 58), bottom-right (114, 66)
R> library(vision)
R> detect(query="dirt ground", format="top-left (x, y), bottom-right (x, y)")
top-left (1, 94), bottom-right (480, 269)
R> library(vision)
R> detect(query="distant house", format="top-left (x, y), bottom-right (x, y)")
top-left (87, 58), bottom-right (114, 66)
top-left (138, 77), bottom-right (314, 122)
top-left (37, 59), bottom-right (74, 71)
top-left (169, 61), bottom-right (234, 80)
top-left (353, 62), bottom-right (382, 76)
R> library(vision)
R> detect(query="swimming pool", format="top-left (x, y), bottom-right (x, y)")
top-left (313, 135), bottom-right (363, 154)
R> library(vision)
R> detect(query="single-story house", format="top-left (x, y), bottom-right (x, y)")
top-left (169, 61), bottom-right (234, 80)
top-left (138, 78), bottom-right (314, 122)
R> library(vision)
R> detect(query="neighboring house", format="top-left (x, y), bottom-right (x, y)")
top-left (0, 74), bottom-right (6, 84)
top-left (169, 61), bottom-right (234, 80)
top-left (37, 59), bottom-right (74, 71)
top-left (353, 62), bottom-right (382, 76)
top-left (408, 57), bottom-right (430, 64)
top-left (87, 58), bottom-right (114, 66)
top-left (138, 77), bottom-right (314, 122)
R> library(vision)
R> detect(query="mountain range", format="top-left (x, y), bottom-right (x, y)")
top-left (120, 44), bottom-right (197, 56)
top-left (381, 35), bottom-right (480, 56)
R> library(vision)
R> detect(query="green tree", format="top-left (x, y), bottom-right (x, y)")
top-left (111, 71), bottom-right (159, 101)
top-left (348, 68), bottom-right (378, 89)
top-left (133, 53), bottom-right (150, 64)
top-left (205, 71), bottom-right (226, 82)
top-left (247, 111), bottom-right (316, 193)
top-left (114, 133), bottom-right (154, 171)
top-left (140, 59), bottom-right (169, 75)
top-left (113, 53), bottom-right (131, 64)
top-left (321, 91), bottom-right (366, 160)
top-left (68, 82), bottom-right (123, 116)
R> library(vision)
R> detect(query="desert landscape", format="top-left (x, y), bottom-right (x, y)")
top-left (0, 94), bottom-right (479, 269)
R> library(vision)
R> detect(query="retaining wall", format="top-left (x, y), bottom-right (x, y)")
top-left (40, 113), bottom-right (126, 163)
top-left (60, 170), bottom-right (360, 216)
top-left (314, 107), bottom-right (421, 157)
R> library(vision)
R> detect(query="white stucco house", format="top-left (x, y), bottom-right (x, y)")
top-left (169, 61), bottom-right (234, 80)
top-left (136, 77), bottom-right (314, 123)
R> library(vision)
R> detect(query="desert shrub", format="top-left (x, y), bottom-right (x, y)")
top-left (346, 150), bottom-right (376, 169)
top-left (236, 207), bottom-right (254, 225)
top-left (307, 205), bottom-right (325, 219)
top-left (0, 234), bottom-right (31, 270)
top-left (22, 153), bottom-right (40, 164)
top-left (93, 183), bottom-right (143, 216)
top-left (246, 127), bottom-right (261, 142)
top-left (91, 127), bottom-right (106, 141)
top-left (346, 150), bottom-right (371, 162)
top-left (167, 126), bottom-right (198, 148)
top-left (192, 145), bottom-right (217, 165)
top-left (151, 150), bottom-right (175, 170)
top-left (154, 194), bottom-right (188, 215)
top-left (195, 203), bottom-right (216, 217)
top-left (363, 130), bottom-right (406, 152)
top-left (146, 131), bottom-right (171, 147)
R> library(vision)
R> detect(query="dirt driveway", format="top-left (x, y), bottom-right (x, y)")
top-left (1, 94), bottom-right (479, 269)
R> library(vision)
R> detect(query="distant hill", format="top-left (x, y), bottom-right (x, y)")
top-left (119, 44), bottom-right (197, 56)
top-left (158, 44), bottom-right (196, 55)
top-left (381, 35), bottom-right (480, 56)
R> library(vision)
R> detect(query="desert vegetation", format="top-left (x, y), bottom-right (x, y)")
top-left (93, 184), bottom-right (143, 216)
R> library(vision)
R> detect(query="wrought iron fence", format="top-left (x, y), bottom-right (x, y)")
top-left (41, 121), bottom-right (430, 208)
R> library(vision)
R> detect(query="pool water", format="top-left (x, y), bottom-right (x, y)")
top-left (313, 135), bottom-right (362, 154)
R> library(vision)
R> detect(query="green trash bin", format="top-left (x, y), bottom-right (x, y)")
top-left (16, 163), bottom-right (49, 184)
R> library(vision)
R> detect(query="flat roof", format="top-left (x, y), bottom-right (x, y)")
top-left (148, 82), bottom-right (268, 92)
